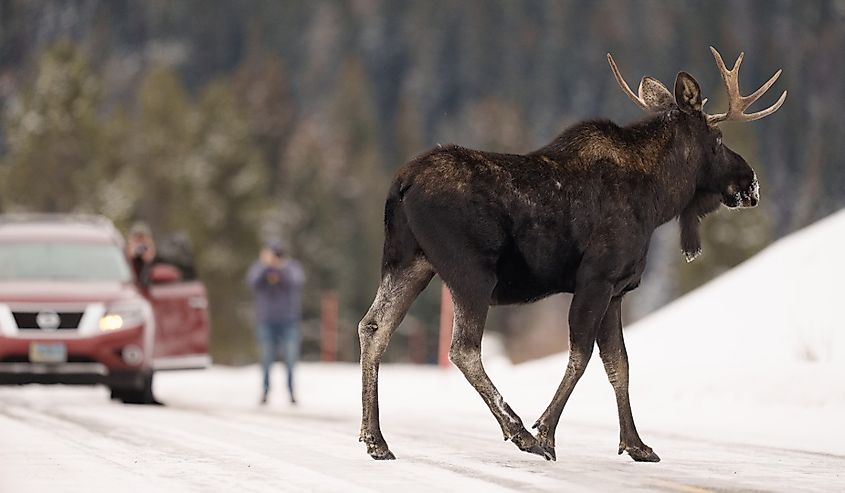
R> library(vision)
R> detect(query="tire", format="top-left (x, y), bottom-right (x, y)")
top-left (110, 372), bottom-right (156, 405)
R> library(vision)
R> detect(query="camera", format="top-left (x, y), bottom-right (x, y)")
top-left (133, 244), bottom-right (148, 258)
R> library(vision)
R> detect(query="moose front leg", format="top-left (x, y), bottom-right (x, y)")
top-left (532, 278), bottom-right (613, 460)
top-left (597, 297), bottom-right (660, 462)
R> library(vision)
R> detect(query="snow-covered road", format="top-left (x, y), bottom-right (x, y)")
top-left (4, 211), bottom-right (845, 491)
top-left (2, 364), bottom-right (842, 492)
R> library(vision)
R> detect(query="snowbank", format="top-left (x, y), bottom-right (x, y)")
top-left (508, 208), bottom-right (845, 455)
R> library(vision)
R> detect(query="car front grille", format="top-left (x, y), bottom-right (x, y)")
top-left (12, 311), bottom-right (84, 330)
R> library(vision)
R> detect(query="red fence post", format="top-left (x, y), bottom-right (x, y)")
top-left (438, 283), bottom-right (454, 368)
top-left (408, 321), bottom-right (426, 364)
top-left (320, 290), bottom-right (338, 362)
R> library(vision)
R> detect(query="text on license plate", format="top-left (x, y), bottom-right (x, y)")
top-left (29, 343), bottom-right (67, 364)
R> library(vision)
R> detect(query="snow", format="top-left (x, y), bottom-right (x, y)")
top-left (510, 208), bottom-right (845, 455)
top-left (3, 361), bottom-right (844, 492)
top-left (2, 209), bottom-right (844, 491)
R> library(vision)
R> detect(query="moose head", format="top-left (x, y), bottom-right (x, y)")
top-left (608, 47), bottom-right (786, 210)
top-left (608, 47), bottom-right (786, 259)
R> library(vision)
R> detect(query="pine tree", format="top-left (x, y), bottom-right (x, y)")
top-left (1, 41), bottom-right (106, 213)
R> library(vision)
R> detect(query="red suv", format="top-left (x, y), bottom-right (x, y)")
top-left (0, 215), bottom-right (210, 403)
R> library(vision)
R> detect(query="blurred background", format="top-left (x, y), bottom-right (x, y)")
top-left (0, 0), bottom-right (842, 365)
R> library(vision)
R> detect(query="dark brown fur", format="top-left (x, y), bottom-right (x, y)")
top-left (358, 70), bottom-right (761, 463)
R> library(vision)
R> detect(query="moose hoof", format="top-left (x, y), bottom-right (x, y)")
top-left (370, 449), bottom-right (396, 460)
top-left (365, 442), bottom-right (396, 460)
top-left (531, 422), bottom-right (557, 461)
top-left (361, 433), bottom-right (396, 460)
top-left (620, 443), bottom-right (660, 463)
top-left (539, 443), bottom-right (556, 461)
top-left (511, 429), bottom-right (554, 461)
top-left (537, 438), bottom-right (556, 461)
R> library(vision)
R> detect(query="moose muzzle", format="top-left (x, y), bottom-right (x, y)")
top-left (739, 176), bottom-right (760, 208)
top-left (725, 176), bottom-right (759, 209)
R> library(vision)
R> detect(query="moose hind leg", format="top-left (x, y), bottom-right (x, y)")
top-left (597, 298), bottom-right (660, 462)
top-left (359, 258), bottom-right (433, 460)
top-left (448, 287), bottom-right (553, 461)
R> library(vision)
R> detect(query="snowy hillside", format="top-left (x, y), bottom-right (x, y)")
top-left (511, 208), bottom-right (845, 455)
top-left (628, 207), bottom-right (845, 366)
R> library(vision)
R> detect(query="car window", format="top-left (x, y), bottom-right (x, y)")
top-left (0, 242), bottom-right (131, 282)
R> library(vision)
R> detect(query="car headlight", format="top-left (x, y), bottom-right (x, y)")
top-left (99, 304), bottom-right (146, 332)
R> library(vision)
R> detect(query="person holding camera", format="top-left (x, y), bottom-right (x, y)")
top-left (126, 221), bottom-right (158, 288)
top-left (246, 241), bottom-right (304, 405)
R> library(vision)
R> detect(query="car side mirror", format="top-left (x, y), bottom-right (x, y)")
top-left (150, 263), bottom-right (182, 284)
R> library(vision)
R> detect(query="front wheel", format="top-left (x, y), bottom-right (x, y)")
top-left (109, 372), bottom-right (156, 405)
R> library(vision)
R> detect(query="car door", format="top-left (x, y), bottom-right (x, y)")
top-left (147, 264), bottom-right (211, 370)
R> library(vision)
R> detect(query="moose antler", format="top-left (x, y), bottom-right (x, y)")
top-left (607, 53), bottom-right (650, 111)
top-left (607, 54), bottom-right (678, 113)
top-left (706, 46), bottom-right (787, 124)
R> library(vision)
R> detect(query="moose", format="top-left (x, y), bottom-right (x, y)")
top-left (358, 47), bottom-right (785, 463)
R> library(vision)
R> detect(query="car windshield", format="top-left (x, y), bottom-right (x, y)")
top-left (0, 242), bottom-right (131, 282)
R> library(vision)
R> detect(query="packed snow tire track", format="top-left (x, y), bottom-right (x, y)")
top-left (1, 364), bottom-right (842, 493)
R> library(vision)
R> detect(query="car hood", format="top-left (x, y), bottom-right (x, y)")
top-left (0, 281), bottom-right (140, 304)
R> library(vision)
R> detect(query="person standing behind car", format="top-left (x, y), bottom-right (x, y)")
top-left (247, 241), bottom-right (304, 405)
top-left (126, 221), bottom-right (157, 288)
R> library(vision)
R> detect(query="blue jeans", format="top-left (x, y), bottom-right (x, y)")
top-left (257, 321), bottom-right (300, 398)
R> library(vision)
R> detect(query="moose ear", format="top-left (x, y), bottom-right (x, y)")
top-left (638, 77), bottom-right (675, 112)
top-left (674, 71), bottom-right (703, 114)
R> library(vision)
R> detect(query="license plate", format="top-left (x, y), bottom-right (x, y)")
top-left (29, 343), bottom-right (67, 364)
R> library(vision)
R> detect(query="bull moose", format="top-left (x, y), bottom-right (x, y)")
top-left (358, 47), bottom-right (785, 462)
